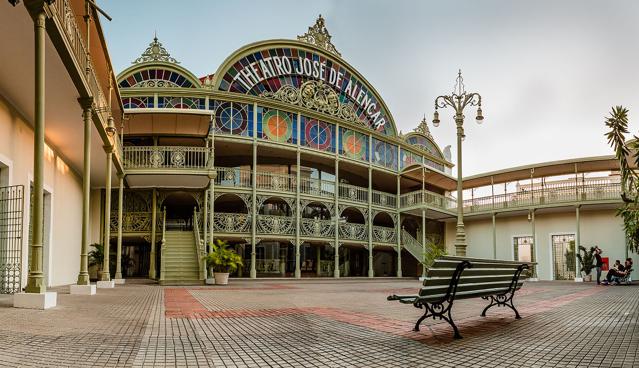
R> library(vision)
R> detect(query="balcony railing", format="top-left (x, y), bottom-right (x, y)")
top-left (339, 183), bottom-right (368, 204)
top-left (459, 182), bottom-right (622, 213)
top-left (399, 181), bottom-right (623, 214)
top-left (215, 168), bottom-right (252, 188)
top-left (109, 211), bottom-right (152, 233)
top-left (123, 146), bottom-right (212, 170)
top-left (213, 212), bottom-right (251, 233)
top-left (256, 171), bottom-right (296, 193)
top-left (372, 225), bottom-right (396, 244)
top-left (300, 177), bottom-right (335, 197)
top-left (256, 215), bottom-right (295, 235)
top-left (339, 222), bottom-right (368, 241)
top-left (300, 218), bottom-right (335, 238)
top-left (372, 190), bottom-right (397, 208)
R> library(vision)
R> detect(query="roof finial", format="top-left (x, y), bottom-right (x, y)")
top-left (133, 34), bottom-right (179, 64)
top-left (414, 114), bottom-right (433, 139)
top-left (297, 14), bottom-right (341, 56)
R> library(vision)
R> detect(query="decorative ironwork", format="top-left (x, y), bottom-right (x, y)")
top-left (133, 36), bottom-right (180, 64)
top-left (110, 211), bottom-right (152, 233)
top-left (123, 146), bottom-right (212, 170)
top-left (0, 185), bottom-right (24, 294)
top-left (414, 115), bottom-right (433, 140)
top-left (300, 218), bottom-right (335, 238)
top-left (297, 15), bottom-right (341, 56)
top-left (372, 225), bottom-right (396, 244)
top-left (214, 213), bottom-right (251, 233)
top-left (257, 215), bottom-right (295, 235)
top-left (261, 80), bottom-right (359, 123)
top-left (339, 222), bottom-right (368, 241)
top-left (481, 264), bottom-right (529, 319)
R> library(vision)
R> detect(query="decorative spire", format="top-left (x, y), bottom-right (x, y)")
top-left (297, 15), bottom-right (341, 56)
top-left (132, 35), bottom-right (179, 64)
top-left (415, 115), bottom-right (433, 139)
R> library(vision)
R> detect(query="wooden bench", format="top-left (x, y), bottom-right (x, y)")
top-left (388, 256), bottom-right (532, 339)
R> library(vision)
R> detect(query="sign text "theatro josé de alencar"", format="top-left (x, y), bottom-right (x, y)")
top-left (218, 47), bottom-right (393, 134)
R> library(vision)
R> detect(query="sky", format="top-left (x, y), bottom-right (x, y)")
top-left (102, 0), bottom-right (639, 176)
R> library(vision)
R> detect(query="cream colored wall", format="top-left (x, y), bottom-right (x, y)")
top-left (0, 95), bottom-right (83, 287)
top-left (446, 208), bottom-right (638, 281)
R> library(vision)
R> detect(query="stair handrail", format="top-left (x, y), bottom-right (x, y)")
top-left (160, 208), bottom-right (166, 281)
top-left (193, 207), bottom-right (206, 281)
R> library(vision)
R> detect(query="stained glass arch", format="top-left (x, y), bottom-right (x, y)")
top-left (211, 39), bottom-right (398, 138)
top-left (117, 63), bottom-right (201, 90)
top-left (404, 132), bottom-right (446, 161)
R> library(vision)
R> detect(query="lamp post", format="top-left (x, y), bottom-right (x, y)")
top-left (432, 70), bottom-right (484, 256)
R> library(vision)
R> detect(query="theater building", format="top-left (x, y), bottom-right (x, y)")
top-left (0, 2), bottom-right (635, 306)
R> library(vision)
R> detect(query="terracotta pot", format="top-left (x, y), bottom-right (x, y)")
top-left (214, 273), bottom-right (230, 285)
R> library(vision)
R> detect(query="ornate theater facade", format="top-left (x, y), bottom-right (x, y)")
top-left (115, 17), bottom-right (454, 282)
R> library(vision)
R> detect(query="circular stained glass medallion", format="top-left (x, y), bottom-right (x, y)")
top-left (342, 130), bottom-right (365, 159)
top-left (216, 102), bottom-right (247, 133)
top-left (263, 110), bottom-right (292, 142)
top-left (305, 120), bottom-right (332, 151)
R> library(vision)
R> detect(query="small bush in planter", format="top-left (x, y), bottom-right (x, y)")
top-left (576, 246), bottom-right (596, 281)
top-left (203, 240), bottom-right (243, 285)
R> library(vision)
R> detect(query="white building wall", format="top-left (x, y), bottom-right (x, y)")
top-left (0, 95), bottom-right (83, 287)
top-left (446, 208), bottom-right (638, 281)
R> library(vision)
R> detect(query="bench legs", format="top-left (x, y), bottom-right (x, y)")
top-left (481, 294), bottom-right (521, 319)
top-left (414, 302), bottom-right (462, 339)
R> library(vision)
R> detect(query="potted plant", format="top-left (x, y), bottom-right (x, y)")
top-left (204, 239), bottom-right (243, 285)
top-left (88, 243), bottom-right (104, 280)
top-left (577, 246), bottom-right (596, 282)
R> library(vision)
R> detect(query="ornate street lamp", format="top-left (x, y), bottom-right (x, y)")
top-left (432, 70), bottom-right (484, 256)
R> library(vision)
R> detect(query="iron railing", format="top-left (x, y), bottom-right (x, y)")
top-left (215, 168), bottom-right (252, 188)
top-left (109, 211), bottom-right (152, 233)
top-left (300, 217), bottom-right (335, 238)
top-left (256, 215), bottom-right (295, 235)
top-left (372, 225), bottom-right (396, 244)
top-left (213, 212), bottom-right (251, 233)
top-left (0, 185), bottom-right (24, 294)
top-left (123, 146), bottom-right (212, 170)
top-left (338, 183), bottom-right (368, 204)
top-left (256, 171), bottom-right (296, 192)
top-left (339, 222), bottom-right (368, 241)
top-left (299, 177), bottom-right (335, 196)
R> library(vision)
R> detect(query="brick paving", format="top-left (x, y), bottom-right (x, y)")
top-left (0, 279), bottom-right (637, 367)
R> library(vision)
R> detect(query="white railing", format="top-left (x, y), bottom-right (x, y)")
top-left (123, 146), bottom-right (212, 170)
top-left (339, 183), bottom-right (368, 204)
top-left (299, 177), bottom-right (335, 197)
top-left (215, 168), bottom-right (252, 188)
top-left (399, 190), bottom-right (455, 213)
top-left (372, 225), bottom-right (396, 244)
top-left (256, 215), bottom-right (295, 235)
top-left (256, 171), bottom-right (296, 192)
top-left (458, 182), bottom-right (623, 213)
top-left (338, 222), bottom-right (368, 241)
top-left (372, 190), bottom-right (397, 208)
top-left (300, 218), bottom-right (335, 238)
top-left (213, 212), bottom-right (251, 233)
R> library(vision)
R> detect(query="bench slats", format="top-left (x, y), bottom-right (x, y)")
top-left (423, 275), bottom-right (525, 286)
top-left (431, 260), bottom-right (526, 270)
top-left (419, 281), bottom-right (523, 298)
top-left (418, 286), bottom-right (522, 303)
top-left (428, 268), bottom-right (529, 278)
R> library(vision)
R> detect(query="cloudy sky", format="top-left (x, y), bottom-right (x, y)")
top-left (103, 0), bottom-right (639, 176)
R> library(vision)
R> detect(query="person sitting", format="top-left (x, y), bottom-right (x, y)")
top-left (603, 259), bottom-right (633, 285)
top-left (602, 260), bottom-right (625, 285)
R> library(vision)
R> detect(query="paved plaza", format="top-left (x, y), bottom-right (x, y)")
top-left (0, 279), bottom-right (637, 367)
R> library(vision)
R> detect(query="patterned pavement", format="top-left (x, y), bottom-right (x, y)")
top-left (0, 279), bottom-right (637, 367)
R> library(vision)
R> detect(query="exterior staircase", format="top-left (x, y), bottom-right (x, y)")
top-left (160, 230), bottom-right (202, 285)
top-left (401, 229), bottom-right (437, 263)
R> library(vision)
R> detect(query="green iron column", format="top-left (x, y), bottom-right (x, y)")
top-left (334, 159), bottom-right (339, 278)
top-left (396, 175), bottom-right (402, 277)
top-left (250, 144), bottom-right (257, 279)
top-left (368, 167), bottom-right (373, 278)
top-left (531, 209), bottom-right (538, 279)
top-left (25, 7), bottom-right (47, 293)
top-left (575, 205), bottom-right (581, 281)
top-left (149, 189), bottom-right (157, 279)
top-left (101, 146), bottom-right (113, 281)
top-left (76, 97), bottom-right (93, 285)
top-left (209, 177), bottom-right (214, 247)
top-left (492, 213), bottom-right (497, 259)
top-left (294, 150), bottom-right (301, 278)
top-left (114, 174), bottom-right (124, 280)
top-left (421, 209), bottom-right (427, 278)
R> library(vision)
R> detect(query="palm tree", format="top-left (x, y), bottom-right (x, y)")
top-left (605, 106), bottom-right (639, 253)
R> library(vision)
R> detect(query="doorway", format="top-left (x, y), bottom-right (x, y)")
top-left (552, 234), bottom-right (576, 280)
top-left (161, 192), bottom-right (199, 231)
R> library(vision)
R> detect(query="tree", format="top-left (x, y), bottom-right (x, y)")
top-left (605, 105), bottom-right (639, 253)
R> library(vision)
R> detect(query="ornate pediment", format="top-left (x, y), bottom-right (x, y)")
top-left (133, 36), bottom-right (179, 64)
top-left (414, 116), bottom-right (433, 140)
top-left (260, 80), bottom-right (360, 123)
top-left (297, 15), bottom-right (341, 57)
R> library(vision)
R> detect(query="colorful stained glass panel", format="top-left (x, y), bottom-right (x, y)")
top-left (301, 116), bottom-right (335, 153)
top-left (339, 128), bottom-right (368, 162)
top-left (213, 101), bottom-right (252, 137)
top-left (258, 107), bottom-right (297, 144)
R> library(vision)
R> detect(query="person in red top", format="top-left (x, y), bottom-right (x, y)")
top-left (594, 246), bottom-right (603, 285)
